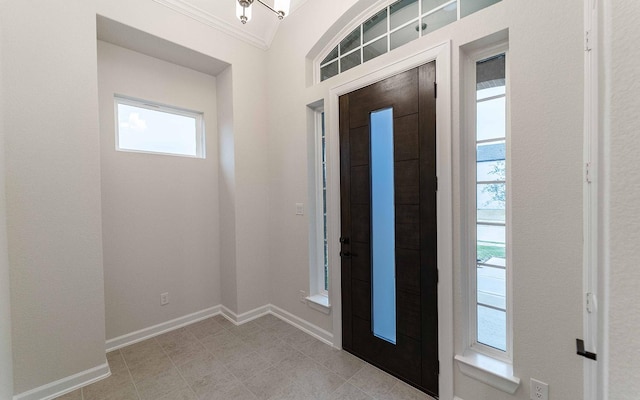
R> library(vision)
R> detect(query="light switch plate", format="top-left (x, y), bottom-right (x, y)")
top-left (295, 203), bottom-right (304, 215)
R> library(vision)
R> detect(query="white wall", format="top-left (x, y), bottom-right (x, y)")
top-left (217, 66), bottom-right (239, 313)
top-left (97, 41), bottom-right (220, 340)
top-left (0, 15), bottom-right (14, 398)
top-left (0, 0), bottom-right (107, 394)
top-left (604, 0), bottom-right (640, 398)
top-left (267, 0), bottom-right (585, 399)
top-left (96, 0), bottom-right (271, 316)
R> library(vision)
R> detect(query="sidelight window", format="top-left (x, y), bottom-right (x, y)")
top-left (308, 108), bottom-right (330, 305)
top-left (469, 50), bottom-right (510, 357)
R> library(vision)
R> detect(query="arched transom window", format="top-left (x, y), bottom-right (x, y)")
top-left (318, 0), bottom-right (501, 81)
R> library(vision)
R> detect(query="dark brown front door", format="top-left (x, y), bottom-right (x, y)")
top-left (340, 62), bottom-right (438, 397)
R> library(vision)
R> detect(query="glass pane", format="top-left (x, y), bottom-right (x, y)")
top-left (478, 86), bottom-right (505, 100)
top-left (340, 51), bottom-right (361, 73)
top-left (477, 305), bottom-right (506, 351)
top-left (340, 27), bottom-right (361, 55)
top-left (321, 46), bottom-right (338, 65)
top-left (477, 224), bottom-right (505, 263)
top-left (390, 23), bottom-right (419, 51)
top-left (320, 60), bottom-right (338, 81)
top-left (117, 103), bottom-right (198, 157)
top-left (363, 37), bottom-right (388, 63)
top-left (476, 183), bottom-right (507, 212)
top-left (477, 141), bottom-right (505, 180)
top-left (390, 0), bottom-right (419, 30)
top-left (421, 1), bottom-right (457, 36)
top-left (422, 0), bottom-right (450, 13)
top-left (461, 0), bottom-right (501, 18)
top-left (477, 265), bottom-right (506, 309)
top-left (363, 9), bottom-right (388, 43)
top-left (371, 108), bottom-right (397, 345)
top-left (477, 96), bottom-right (506, 141)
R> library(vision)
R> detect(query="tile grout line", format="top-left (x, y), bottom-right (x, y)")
top-left (197, 316), bottom-right (277, 400)
top-left (154, 334), bottom-right (200, 399)
top-left (118, 348), bottom-right (144, 400)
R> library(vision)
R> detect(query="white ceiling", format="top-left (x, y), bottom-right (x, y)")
top-left (151, 0), bottom-right (309, 49)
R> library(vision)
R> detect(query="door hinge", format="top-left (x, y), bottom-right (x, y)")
top-left (585, 30), bottom-right (592, 52)
top-left (585, 162), bottom-right (592, 184)
top-left (437, 361), bottom-right (440, 374)
top-left (434, 82), bottom-right (438, 98)
top-left (435, 176), bottom-right (438, 191)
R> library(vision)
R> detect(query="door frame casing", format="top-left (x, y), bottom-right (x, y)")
top-left (328, 41), bottom-right (453, 400)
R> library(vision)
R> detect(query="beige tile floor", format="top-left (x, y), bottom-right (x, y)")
top-left (54, 314), bottom-right (435, 400)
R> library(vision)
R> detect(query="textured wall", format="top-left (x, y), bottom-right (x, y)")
top-left (606, 0), bottom-right (640, 398)
top-left (98, 41), bottom-right (220, 340)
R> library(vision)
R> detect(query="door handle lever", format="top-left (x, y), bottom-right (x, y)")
top-left (340, 251), bottom-right (352, 258)
top-left (576, 338), bottom-right (597, 361)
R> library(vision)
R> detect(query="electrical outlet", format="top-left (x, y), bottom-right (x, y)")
top-left (299, 290), bottom-right (307, 303)
top-left (160, 292), bottom-right (169, 306)
top-left (530, 378), bottom-right (549, 400)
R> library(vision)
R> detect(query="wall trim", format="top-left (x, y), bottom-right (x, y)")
top-left (105, 303), bottom-right (333, 352)
top-left (220, 304), bottom-right (271, 325)
top-left (221, 304), bottom-right (334, 346)
top-left (152, 0), bottom-right (270, 50)
top-left (13, 363), bottom-right (110, 400)
top-left (269, 304), bottom-right (334, 346)
top-left (105, 305), bottom-right (221, 351)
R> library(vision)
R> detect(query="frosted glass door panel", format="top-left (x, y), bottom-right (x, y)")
top-left (371, 108), bottom-right (397, 345)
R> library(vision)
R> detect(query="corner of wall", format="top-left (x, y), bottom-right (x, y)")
top-left (217, 65), bottom-right (239, 314)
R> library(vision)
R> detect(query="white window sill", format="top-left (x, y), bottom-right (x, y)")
top-left (455, 350), bottom-right (520, 394)
top-left (306, 294), bottom-right (331, 314)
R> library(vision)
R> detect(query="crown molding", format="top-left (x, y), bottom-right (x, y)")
top-left (152, 0), bottom-right (270, 50)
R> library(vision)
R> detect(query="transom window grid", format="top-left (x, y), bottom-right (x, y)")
top-left (470, 52), bottom-right (510, 359)
top-left (319, 0), bottom-right (501, 82)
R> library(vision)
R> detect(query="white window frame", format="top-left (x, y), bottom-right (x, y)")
top-left (114, 95), bottom-right (205, 158)
top-left (315, 0), bottom-right (502, 83)
top-left (455, 40), bottom-right (520, 394)
top-left (307, 107), bottom-right (330, 313)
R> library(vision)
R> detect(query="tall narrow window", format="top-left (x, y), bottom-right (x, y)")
top-left (321, 112), bottom-right (329, 292)
top-left (309, 108), bottom-right (329, 304)
top-left (474, 53), bottom-right (508, 354)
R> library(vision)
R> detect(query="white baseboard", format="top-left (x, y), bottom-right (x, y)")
top-left (221, 304), bottom-right (270, 325)
top-left (454, 397), bottom-right (465, 400)
top-left (105, 305), bottom-right (221, 352)
top-left (13, 363), bottom-right (110, 400)
top-left (105, 303), bottom-right (333, 353)
top-left (268, 304), bottom-right (334, 346)
top-left (220, 303), bottom-right (334, 346)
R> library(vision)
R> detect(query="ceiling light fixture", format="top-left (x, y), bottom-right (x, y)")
top-left (236, 0), bottom-right (290, 24)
